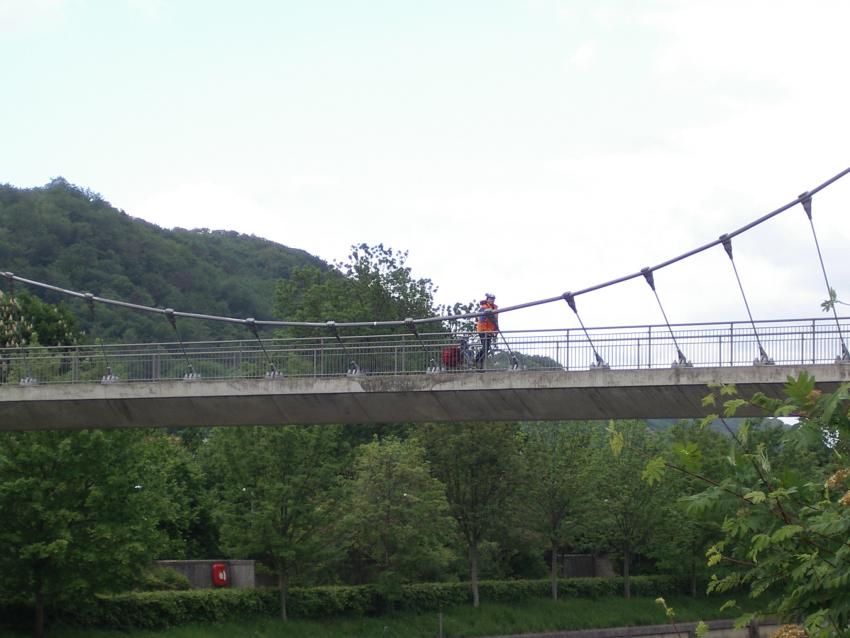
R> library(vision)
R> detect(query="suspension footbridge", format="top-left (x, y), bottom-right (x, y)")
top-left (1, 318), bottom-right (849, 429)
top-left (2, 168), bottom-right (850, 430)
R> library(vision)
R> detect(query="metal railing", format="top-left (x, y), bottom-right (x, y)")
top-left (1, 316), bottom-right (849, 386)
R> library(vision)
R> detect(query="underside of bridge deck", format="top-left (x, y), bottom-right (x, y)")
top-left (1, 364), bottom-right (849, 431)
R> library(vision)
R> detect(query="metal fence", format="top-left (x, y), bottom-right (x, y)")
top-left (1, 317), bottom-right (849, 385)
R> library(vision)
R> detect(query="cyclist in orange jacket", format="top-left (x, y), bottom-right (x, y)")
top-left (475, 293), bottom-right (499, 369)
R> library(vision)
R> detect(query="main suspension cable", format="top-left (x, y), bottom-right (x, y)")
top-left (2, 166), bottom-right (848, 331)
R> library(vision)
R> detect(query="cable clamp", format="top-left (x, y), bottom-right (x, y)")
top-left (590, 352), bottom-right (609, 370)
top-left (101, 366), bottom-right (119, 384)
top-left (798, 191), bottom-right (813, 220)
top-left (347, 360), bottom-right (362, 376)
top-left (753, 346), bottom-right (774, 366)
top-left (641, 267), bottom-right (655, 291)
top-left (671, 348), bottom-right (692, 368)
top-left (183, 364), bottom-right (201, 381)
top-left (265, 363), bottom-right (284, 379)
top-left (405, 318), bottom-right (418, 336)
top-left (719, 234), bottom-right (733, 260)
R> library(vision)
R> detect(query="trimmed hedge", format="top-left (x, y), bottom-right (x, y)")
top-left (1, 575), bottom-right (696, 631)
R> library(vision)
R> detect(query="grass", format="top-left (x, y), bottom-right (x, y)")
top-left (0, 595), bottom-right (760, 638)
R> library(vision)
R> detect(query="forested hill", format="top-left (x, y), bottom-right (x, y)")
top-left (0, 178), bottom-right (329, 342)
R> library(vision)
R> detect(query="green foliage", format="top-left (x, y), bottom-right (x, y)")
top-left (201, 425), bottom-right (345, 619)
top-left (66, 588), bottom-right (278, 630)
top-left (515, 422), bottom-right (597, 598)
top-left (274, 243), bottom-right (450, 337)
top-left (820, 287), bottom-right (849, 313)
top-left (642, 456), bottom-right (666, 486)
top-left (595, 421), bottom-right (674, 597)
top-left (338, 436), bottom-right (454, 588)
top-left (0, 290), bottom-right (81, 348)
top-left (0, 576), bottom-right (697, 630)
top-left (655, 376), bottom-right (850, 634)
top-left (413, 421), bottom-right (524, 606)
top-left (138, 566), bottom-right (192, 592)
top-left (0, 429), bottom-right (177, 636)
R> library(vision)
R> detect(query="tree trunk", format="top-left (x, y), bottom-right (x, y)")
top-left (550, 544), bottom-right (559, 601)
top-left (623, 546), bottom-right (631, 599)
top-left (276, 561), bottom-right (288, 621)
top-left (34, 571), bottom-right (45, 638)
top-left (690, 542), bottom-right (697, 598)
top-left (469, 542), bottom-right (480, 608)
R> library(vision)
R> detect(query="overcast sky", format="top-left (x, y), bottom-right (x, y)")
top-left (2, 0), bottom-right (849, 331)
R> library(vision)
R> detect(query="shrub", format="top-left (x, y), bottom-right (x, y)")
top-left (1, 575), bottom-right (697, 631)
top-left (138, 566), bottom-right (192, 591)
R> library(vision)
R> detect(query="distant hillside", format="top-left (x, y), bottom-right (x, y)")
top-left (647, 416), bottom-right (791, 434)
top-left (0, 178), bottom-right (328, 342)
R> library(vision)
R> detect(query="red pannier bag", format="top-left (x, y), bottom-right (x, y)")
top-left (441, 344), bottom-right (462, 368)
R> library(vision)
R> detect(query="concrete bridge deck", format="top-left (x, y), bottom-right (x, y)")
top-left (2, 363), bottom-right (848, 430)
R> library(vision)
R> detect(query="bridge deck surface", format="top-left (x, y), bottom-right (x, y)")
top-left (2, 364), bottom-right (848, 430)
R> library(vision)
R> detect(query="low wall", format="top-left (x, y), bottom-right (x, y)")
top-left (155, 559), bottom-right (255, 589)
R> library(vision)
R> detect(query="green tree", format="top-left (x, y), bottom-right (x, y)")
top-left (518, 421), bottom-right (595, 599)
top-left (137, 433), bottom-right (215, 559)
top-left (201, 425), bottom-right (344, 620)
top-left (338, 436), bottom-right (454, 596)
top-left (598, 420), bottom-right (672, 598)
top-left (414, 421), bottom-right (522, 607)
top-left (641, 375), bottom-right (850, 636)
top-left (0, 429), bottom-right (172, 638)
top-left (275, 243), bottom-right (440, 330)
top-left (646, 420), bottom-right (731, 597)
top-left (0, 290), bottom-right (79, 349)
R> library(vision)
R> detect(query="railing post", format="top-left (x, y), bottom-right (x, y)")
top-left (565, 330), bottom-right (570, 371)
top-left (812, 319), bottom-right (816, 364)
top-left (636, 337), bottom-right (641, 369)
top-left (729, 323), bottom-right (734, 367)
top-left (647, 325), bottom-right (652, 369)
top-left (402, 335), bottom-right (407, 373)
top-left (318, 337), bottom-right (324, 377)
top-left (72, 352), bottom-right (79, 382)
top-left (555, 337), bottom-right (559, 371)
top-left (717, 335), bottom-right (722, 367)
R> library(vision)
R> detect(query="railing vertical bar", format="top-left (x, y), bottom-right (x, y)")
top-left (647, 325), bottom-right (652, 369)
top-left (811, 320), bottom-right (816, 365)
top-left (729, 323), bottom-right (734, 367)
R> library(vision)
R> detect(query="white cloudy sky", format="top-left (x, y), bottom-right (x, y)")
top-left (2, 0), bottom-right (849, 331)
